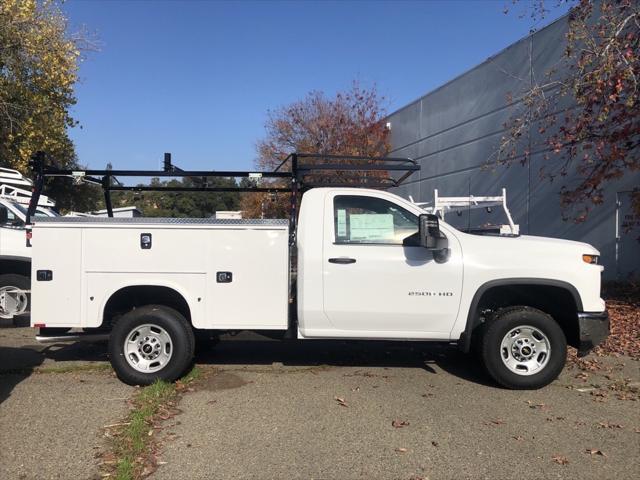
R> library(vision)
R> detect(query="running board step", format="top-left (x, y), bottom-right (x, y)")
top-left (35, 333), bottom-right (109, 344)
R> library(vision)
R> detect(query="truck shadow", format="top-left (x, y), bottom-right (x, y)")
top-left (0, 341), bottom-right (109, 405)
top-left (196, 337), bottom-right (496, 388)
top-left (0, 346), bottom-right (44, 405)
top-left (0, 336), bottom-right (496, 405)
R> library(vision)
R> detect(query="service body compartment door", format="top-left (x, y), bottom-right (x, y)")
top-left (322, 192), bottom-right (463, 337)
top-left (204, 227), bottom-right (289, 329)
top-left (31, 226), bottom-right (83, 327)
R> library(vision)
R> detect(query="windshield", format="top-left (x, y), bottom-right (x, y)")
top-left (7, 201), bottom-right (28, 216)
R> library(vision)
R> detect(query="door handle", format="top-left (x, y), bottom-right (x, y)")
top-left (328, 257), bottom-right (356, 264)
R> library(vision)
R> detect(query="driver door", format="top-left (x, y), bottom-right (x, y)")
top-left (322, 192), bottom-right (462, 337)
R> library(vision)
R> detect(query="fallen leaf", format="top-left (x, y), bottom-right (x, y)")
top-left (552, 454), bottom-right (569, 465)
top-left (585, 448), bottom-right (607, 457)
top-left (392, 420), bottom-right (410, 428)
top-left (598, 421), bottom-right (623, 429)
top-left (334, 396), bottom-right (348, 407)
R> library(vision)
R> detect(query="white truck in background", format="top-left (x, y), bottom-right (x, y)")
top-left (0, 167), bottom-right (58, 322)
top-left (0, 166), bottom-right (141, 322)
top-left (25, 153), bottom-right (609, 389)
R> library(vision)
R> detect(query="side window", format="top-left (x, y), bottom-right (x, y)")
top-left (334, 195), bottom-right (418, 245)
top-left (0, 205), bottom-right (24, 227)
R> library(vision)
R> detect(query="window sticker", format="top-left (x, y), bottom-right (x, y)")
top-left (349, 213), bottom-right (394, 241)
top-left (337, 209), bottom-right (347, 237)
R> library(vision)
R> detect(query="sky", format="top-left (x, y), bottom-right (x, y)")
top-left (62, 0), bottom-right (569, 172)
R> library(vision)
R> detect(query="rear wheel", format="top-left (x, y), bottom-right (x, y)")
top-left (109, 305), bottom-right (195, 385)
top-left (480, 306), bottom-right (566, 389)
top-left (0, 274), bottom-right (30, 321)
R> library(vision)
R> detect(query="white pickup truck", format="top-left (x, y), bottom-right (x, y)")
top-left (25, 153), bottom-right (609, 389)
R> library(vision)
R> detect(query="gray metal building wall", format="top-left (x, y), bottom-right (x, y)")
top-left (387, 13), bottom-right (639, 280)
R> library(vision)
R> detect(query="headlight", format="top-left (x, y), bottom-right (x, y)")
top-left (582, 254), bottom-right (599, 264)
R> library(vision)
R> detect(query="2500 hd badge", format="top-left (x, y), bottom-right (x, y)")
top-left (408, 291), bottom-right (454, 297)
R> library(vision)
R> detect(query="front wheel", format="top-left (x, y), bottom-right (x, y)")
top-left (480, 306), bottom-right (566, 389)
top-left (109, 305), bottom-right (195, 386)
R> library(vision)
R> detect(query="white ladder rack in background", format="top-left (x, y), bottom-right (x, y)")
top-left (410, 187), bottom-right (519, 235)
top-left (0, 167), bottom-right (55, 207)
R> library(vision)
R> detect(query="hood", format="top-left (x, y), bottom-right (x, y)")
top-left (515, 235), bottom-right (599, 254)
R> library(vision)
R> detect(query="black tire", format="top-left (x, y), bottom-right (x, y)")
top-left (0, 273), bottom-right (30, 323)
top-left (480, 306), bottom-right (566, 390)
top-left (108, 305), bottom-right (195, 386)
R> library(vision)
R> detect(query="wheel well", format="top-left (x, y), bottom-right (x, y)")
top-left (0, 258), bottom-right (31, 277)
top-left (102, 286), bottom-right (191, 330)
top-left (466, 283), bottom-right (580, 350)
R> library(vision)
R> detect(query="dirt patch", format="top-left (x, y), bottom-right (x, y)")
top-left (198, 371), bottom-right (250, 391)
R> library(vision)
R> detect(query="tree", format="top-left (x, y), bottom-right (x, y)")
top-left (0, 0), bottom-right (99, 212)
top-left (111, 177), bottom-right (240, 218)
top-left (241, 82), bottom-right (390, 218)
top-left (499, 0), bottom-right (639, 222)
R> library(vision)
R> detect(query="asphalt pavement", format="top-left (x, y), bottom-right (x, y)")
top-left (0, 328), bottom-right (133, 480)
top-left (154, 338), bottom-right (640, 480)
top-left (1, 328), bottom-right (638, 480)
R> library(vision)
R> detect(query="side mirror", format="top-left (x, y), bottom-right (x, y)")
top-left (418, 214), bottom-right (447, 250)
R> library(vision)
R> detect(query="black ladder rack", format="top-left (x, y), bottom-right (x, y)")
top-left (26, 151), bottom-right (420, 243)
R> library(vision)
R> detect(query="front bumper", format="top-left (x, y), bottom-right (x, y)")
top-left (577, 311), bottom-right (609, 356)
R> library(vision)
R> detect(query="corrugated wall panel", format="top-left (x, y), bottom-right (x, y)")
top-left (387, 10), bottom-right (639, 279)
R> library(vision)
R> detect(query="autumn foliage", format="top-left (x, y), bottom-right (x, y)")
top-left (0, 0), bottom-right (99, 212)
top-left (500, 0), bottom-right (639, 221)
top-left (241, 83), bottom-right (390, 218)
top-left (0, 0), bottom-right (79, 170)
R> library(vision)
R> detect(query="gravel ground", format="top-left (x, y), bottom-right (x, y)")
top-left (0, 328), bottom-right (133, 480)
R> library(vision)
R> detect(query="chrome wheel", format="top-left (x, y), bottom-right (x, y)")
top-left (0, 286), bottom-right (28, 319)
top-left (123, 323), bottom-right (173, 373)
top-left (500, 325), bottom-right (550, 376)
